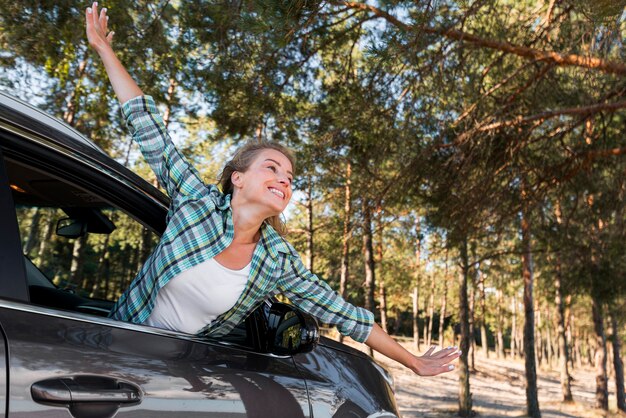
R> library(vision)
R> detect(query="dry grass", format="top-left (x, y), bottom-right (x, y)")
top-left (328, 331), bottom-right (625, 418)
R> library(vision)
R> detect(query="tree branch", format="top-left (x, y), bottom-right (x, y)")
top-left (582, 146), bottom-right (626, 160)
top-left (453, 59), bottom-right (543, 127)
top-left (475, 99), bottom-right (626, 133)
top-left (334, 1), bottom-right (626, 76)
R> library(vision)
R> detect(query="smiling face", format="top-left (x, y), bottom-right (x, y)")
top-left (231, 148), bottom-right (294, 217)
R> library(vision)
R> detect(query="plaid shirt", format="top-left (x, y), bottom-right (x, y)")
top-left (109, 96), bottom-right (374, 343)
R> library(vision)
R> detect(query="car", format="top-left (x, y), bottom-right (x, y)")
top-left (0, 90), bottom-right (399, 418)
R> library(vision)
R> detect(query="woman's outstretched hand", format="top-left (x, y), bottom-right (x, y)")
top-left (410, 345), bottom-right (461, 376)
top-left (365, 323), bottom-right (460, 376)
top-left (86, 2), bottom-right (114, 53)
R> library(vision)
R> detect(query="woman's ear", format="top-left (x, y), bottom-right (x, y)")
top-left (231, 171), bottom-right (243, 189)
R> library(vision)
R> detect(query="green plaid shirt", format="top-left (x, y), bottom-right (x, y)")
top-left (109, 96), bottom-right (374, 343)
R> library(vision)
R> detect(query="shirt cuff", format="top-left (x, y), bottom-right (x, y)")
top-left (340, 307), bottom-right (375, 343)
top-left (120, 95), bottom-right (159, 121)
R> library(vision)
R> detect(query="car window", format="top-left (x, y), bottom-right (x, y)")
top-left (7, 158), bottom-right (158, 312)
top-left (4, 156), bottom-right (255, 348)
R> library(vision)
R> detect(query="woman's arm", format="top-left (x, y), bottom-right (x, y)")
top-left (365, 323), bottom-right (460, 376)
top-left (85, 3), bottom-right (210, 201)
top-left (85, 2), bottom-right (142, 103)
top-left (278, 253), bottom-right (460, 376)
top-left (277, 255), bottom-right (374, 343)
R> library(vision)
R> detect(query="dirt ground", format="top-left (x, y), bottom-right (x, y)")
top-left (339, 336), bottom-right (625, 418)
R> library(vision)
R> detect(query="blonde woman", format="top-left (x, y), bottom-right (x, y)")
top-left (86, 2), bottom-right (459, 377)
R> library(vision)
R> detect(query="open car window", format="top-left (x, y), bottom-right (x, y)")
top-left (5, 156), bottom-right (255, 349)
top-left (8, 157), bottom-right (158, 312)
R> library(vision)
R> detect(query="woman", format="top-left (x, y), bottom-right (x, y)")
top-left (86, 2), bottom-right (459, 377)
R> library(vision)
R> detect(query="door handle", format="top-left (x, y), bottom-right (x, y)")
top-left (32, 375), bottom-right (141, 418)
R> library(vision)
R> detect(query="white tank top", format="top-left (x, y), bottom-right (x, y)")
top-left (145, 257), bottom-right (251, 334)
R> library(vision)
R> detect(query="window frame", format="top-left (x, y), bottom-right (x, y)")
top-left (0, 147), bottom-right (29, 301)
top-left (0, 126), bottom-right (168, 235)
top-left (0, 131), bottom-right (269, 354)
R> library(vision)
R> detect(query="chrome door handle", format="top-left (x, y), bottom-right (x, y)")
top-left (32, 375), bottom-right (141, 418)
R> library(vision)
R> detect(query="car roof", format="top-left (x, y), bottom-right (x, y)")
top-left (0, 90), bottom-right (106, 155)
top-left (0, 89), bottom-right (170, 218)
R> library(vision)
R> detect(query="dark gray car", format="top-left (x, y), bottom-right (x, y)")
top-left (0, 91), bottom-right (399, 418)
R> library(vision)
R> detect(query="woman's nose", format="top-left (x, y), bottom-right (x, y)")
top-left (277, 176), bottom-right (291, 188)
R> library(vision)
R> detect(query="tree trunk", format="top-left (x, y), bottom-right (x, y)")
top-left (458, 238), bottom-right (473, 417)
top-left (362, 200), bottom-right (375, 357)
top-left (123, 134), bottom-right (135, 168)
top-left (521, 195), bottom-right (541, 418)
top-left (62, 55), bottom-right (87, 126)
top-left (126, 244), bottom-right (140, 292)
top-left (545, 307), bottom-right (553, 367)
top-left (103, 251), bottom-right (111, 300)
top-left (610, 308), bottom-right (626, 412)
top-left (162, 77), bottom-right (177, 129)
top-left (573, 313), bottom-right (583, 369)
top-left (339, 163), bottom-right (351, 344)
top-left (23, 208), bottom-right (41, 256)
top-left (468, 272), bottom-right (477, 370)
top-left (422, 285), bottom-right (429, 348)
top-left (118, 247), bottom-right (131, 298)
top-left (412, 217), bottom-right (422, 352)
top-left (36, 217), bottom-right (55, 267)
top-left (139, 227), bottom-right (153, 269)
top-left (376, 214), bottom-right (387, 333)
top-left (586, 333), bottom-right (594, 366)
top-left (555, 254), bottom-right (573, 401)
top-left (426, 274), bottom-right (435, 346)
top-left (478, 269), bottom-right (489, 358)
top-left (536, 305), bottom-right (543, 367)
top-left (511, 294), bottom-right (518, 359)
top-left (592, 298), bottom-right (608, 410)
top-left (565, 296), bottom-right (574, 370)
top-left (69, 235), bottom-right (87, 288)
top-left (496, 287), bottom-right (505, 359)
top-left (378, 279), bottom-right (387, 332)
top-left (438, 259), bottom-right (448, 348)
top-left (305, 179), bottom-right (314, 272)
top-left (92, 234), bottom-right (110, 298)
top-left (412, 287), bottom-right (419, 352)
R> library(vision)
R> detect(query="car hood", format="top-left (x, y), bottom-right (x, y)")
top-left (317, 336), bottom-right (395, 389)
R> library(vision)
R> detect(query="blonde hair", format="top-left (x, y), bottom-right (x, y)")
top-left (218, 141), bottom-right (296, 236)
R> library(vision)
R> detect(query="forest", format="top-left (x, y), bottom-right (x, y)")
top-left (1, 1), bottom-right (625, 417)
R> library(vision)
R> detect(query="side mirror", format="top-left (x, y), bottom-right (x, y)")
top-left (265, 302), bottom-right (319, 355)
top-left (56, 218), bottom-right (88, 238)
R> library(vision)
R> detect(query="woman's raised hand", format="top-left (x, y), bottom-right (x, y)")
top-left (83, 1), bottom-right (142, 103)
top-left (85, 2), bottom-right (114, 53)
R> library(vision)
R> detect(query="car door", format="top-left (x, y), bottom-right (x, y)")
top-left (0, 148), bottom-right (14, 418)
top-left (0, 141), bottom-right (311, 418)
top-left (0, 306), bottom-right (311, 418)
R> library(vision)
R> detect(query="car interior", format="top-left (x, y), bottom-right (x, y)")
top-left (5, 157), bottom-right (144, 317)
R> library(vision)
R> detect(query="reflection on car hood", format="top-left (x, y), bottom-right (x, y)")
top-left (317, 336), bottom-right (395, 390)
top-left (318, 336), bottom-right (370, 359)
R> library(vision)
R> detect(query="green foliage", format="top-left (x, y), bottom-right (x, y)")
top-left (2, 1), bottom-right (624, 361)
